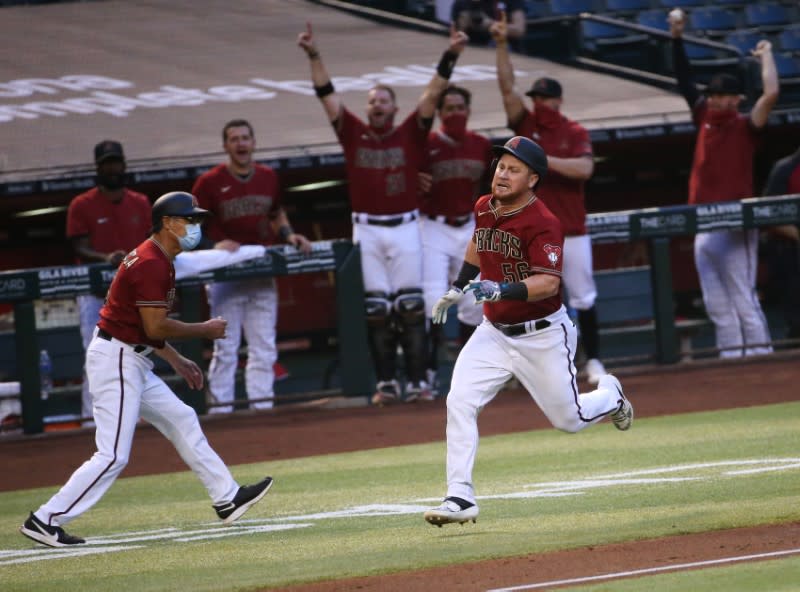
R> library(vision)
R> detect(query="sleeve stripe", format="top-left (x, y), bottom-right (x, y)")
top-left (136, 301), bottom-right (169, 307)
top-left (531, 267), bottom-right (561, 276)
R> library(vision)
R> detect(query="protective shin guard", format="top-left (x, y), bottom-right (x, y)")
top-left (365, 291), bottom-right (398, 381)
top-left (577, 306), bottom-right (600, 360)
top-left (394, 289), bottom-right (427, 384)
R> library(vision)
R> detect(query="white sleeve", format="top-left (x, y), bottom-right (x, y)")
top-left (173, 245), bottom-right (267, 280)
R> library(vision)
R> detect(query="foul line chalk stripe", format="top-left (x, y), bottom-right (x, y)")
top-left (487, 547), bottom-right (800, 592)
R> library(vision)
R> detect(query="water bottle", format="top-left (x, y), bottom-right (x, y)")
top-left (39, 349), bottom-right (53, 401)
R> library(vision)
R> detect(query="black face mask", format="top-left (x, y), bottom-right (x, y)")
top-left (97, 173), bottom-right (125, 191)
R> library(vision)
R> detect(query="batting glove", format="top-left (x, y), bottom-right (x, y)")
top-left (431, 287), bottom-right (463, 324)
top-left (465, 279), bottom-right (503, 303)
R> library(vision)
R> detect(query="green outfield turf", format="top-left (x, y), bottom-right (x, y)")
top-left (1, 402), bottom-right (798, 591)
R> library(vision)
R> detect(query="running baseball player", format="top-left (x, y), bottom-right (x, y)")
top-left (297, 23), bottom-right (468, 404)
top-left (492, 13), bottom-right (606, 384)
top-left (419, 85), bottom-right (493, 392)
top-left (20, 192), bottom-right (272, 548)
top-left (192, 119), bottom-right (311, 413)
top-left (670, 11), bottom-right (778, 357)
top-left (423, 137), bottom-right (632, 527)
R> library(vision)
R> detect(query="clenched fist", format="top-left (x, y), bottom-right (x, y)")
top-left (204, 317), bottom-right (228, 340)
top-left (465, 280), bottom-right (503, 303)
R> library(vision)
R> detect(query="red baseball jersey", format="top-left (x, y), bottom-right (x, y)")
top-left (192, 164), bottom-right (282, 245)
top-left (98, 238), bottom-right (174, 349)
top-left (688, 100), bottom-right (760, 204)
top-left (420, 129), bottom-right (492, 217)
top-left (473, 193), bottom-right (564, 324)
top-left (513, 110), bottom-right (592, 236)
top-left (66, 188), bottom-right (152, 263)
top-left (335, 107), bottom-right (430, 215)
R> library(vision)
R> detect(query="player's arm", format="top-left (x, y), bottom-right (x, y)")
top-left (139, 306), bottom-right (226, 342)
top-left (506, 7), bottom-right (527, 40)
top-left (546, 154), bottom-right (594, 181)
top-left (669, 11), bottom-right (701, 110)
top-left (417, 24), bottom-right (469, 120)
top-left (71, 236), bottom-right (126, 266)
top-left (297, 23), bottom-right (342, 123)
top-left (270, 207), bottom-right (312, 253)
top-left (491, 12), bottom-right (526, 127)
top-left (749, 40), bottom-right (779, 129)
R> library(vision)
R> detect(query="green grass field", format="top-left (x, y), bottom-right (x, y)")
top-left (1, 402), bottom-right (799, 591)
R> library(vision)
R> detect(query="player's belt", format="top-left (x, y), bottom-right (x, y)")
top-left (97, 327), bottom-right (151, 354)
top-left (351, 211), bottom-right (418, 226)
top-left (492, 319), bottom-right (551, 337)
top-left (424, 213), bottom-right (472, 227)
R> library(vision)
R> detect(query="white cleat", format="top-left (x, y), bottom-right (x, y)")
top-left (601, 374), bottom-right (633, 431)
top-left (424, 497), bottom-right (479, 527)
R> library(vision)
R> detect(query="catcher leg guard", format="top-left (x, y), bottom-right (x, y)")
top-left (365, 291), bottom-right (398, 383)
top-left (393, 288), bottom-right (428, 390)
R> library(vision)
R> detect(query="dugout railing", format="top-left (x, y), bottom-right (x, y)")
top-left (1, 196), bottom-right (799, 434)
top-left (0, 239), bottom-right (372, 434)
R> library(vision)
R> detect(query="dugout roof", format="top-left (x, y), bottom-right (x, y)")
top-left (0, 0), bottom-right (691, 182)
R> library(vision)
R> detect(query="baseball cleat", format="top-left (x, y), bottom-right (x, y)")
top-left (424, 497), bottom-right (479, 527)
top-left (602, 374), bottom-right (633, 431)
top-left (214, 476), bottom-right (273, 525)
top-left (19, 512), bottom-right (85, 548)
top-left (371, 380), bottom-right (400, 406)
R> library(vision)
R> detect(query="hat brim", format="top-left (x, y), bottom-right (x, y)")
top-left (525, 90), bottom-right (560, 98)
top-left (95, 153), bottom-right (125, 164)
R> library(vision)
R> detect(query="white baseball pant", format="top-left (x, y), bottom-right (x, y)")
top-left (77, 293), bottom-right (104, 421)
top-left (36, 330), bottom-right (238, 526)
top-left (562, 235), bottom-right (597, 311)
top-left (353, 216), bottom-right (423, 294)
top-left (694, 229), bottom-right (772, 357)
top-left (443, 306), bottom-right (623, 504)
top-left (207, 278), bottom-right (278, 412)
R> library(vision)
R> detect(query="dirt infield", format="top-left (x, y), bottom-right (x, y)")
top-left (3, 353), bottom-right (799, 590)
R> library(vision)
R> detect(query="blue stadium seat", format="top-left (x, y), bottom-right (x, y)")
top-left (711, 0), bottom-right (747, 5)
top-left (549, 0), bottom-right (598, 17)
top-left (774, 52), bottom-right (800, 78)
top-left (636, 8), bottom-right (669, 32)
top-left (724, 29), bottom-right (764, 56)
top-left (525, 0), bottom-right (551, 19)
top-left (778, 25), bottom-right (800, 54)
top-left (656, 0), bottom-right (706, 7)
top-left (688, 7), bottom-right (739, 38)
top-left (683, 42), bottom-right (720, 60)
top-left (604, 0), bottom-right (652, 13)
top-left (743, 3), bottom-right (792, 31)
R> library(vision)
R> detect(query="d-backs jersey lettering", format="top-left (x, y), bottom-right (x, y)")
top-left (336, 107), bottom-right (430, 215)
top-left (473, 193), bottom-right (564, 324)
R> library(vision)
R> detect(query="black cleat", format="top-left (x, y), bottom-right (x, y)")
top-left (19, 512), bottom-right (86, 548)
top-left (213, 476), bottom-right (273, 524)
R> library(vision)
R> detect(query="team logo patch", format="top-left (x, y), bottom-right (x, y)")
top-left (508, 136), bottom-right (521, 150)
top-left (543, 244), bottom-right (561, 268)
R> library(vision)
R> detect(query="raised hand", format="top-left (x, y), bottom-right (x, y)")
top-left (449, 21), bottom-right (469, 54)
top-left (751, 39), bottom-right (773, 59)
top-left (297, 21), bottom-right (317, 56)
top-left (489, 9), bottom-right (507, 43)
top-left (431, 287), bottom-right (464, 324)
top-left (667, 8), bottom-right (685, 39)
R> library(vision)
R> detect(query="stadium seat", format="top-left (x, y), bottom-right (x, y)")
top-left (743, 3), bottom-right (792, 31)
top-left (683, 42), bottom-right (720, 60)
top-left (688, 7), bottom-right (739, 38)
top-left (656, 0), bottom-right (706, 7)
top-left (774, 52), bottom-right (800, 79)
top-left (604, 0), bottom-right (653, 15)
top-left (777, 25), bottom-right (800, 54)
top-left (711, 0), bottom-right (747, 5)
top-left (636, 8), bottom-right (669, 32)
top-left (549, 0), bottom-right (598, 17)
top-left (524, 0), bottom-right (551, 19)
top-left (724, 29), bottom-right (765, 56)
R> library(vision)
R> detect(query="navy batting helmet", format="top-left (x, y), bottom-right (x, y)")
top-left (491, 136), bottom-right (548, 180)
top-left (151, 191), bottom-right (208, 227)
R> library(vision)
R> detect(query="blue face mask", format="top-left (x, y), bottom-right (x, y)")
top-left (176, 223), bottom-right (202, 251)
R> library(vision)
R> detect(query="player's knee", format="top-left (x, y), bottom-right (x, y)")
top-left (365, 291), bottom-right (392, 328)
top-left (393, 288), bottom-right (425, 327)
top-left (551, 416), bottom-right (584, 433)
